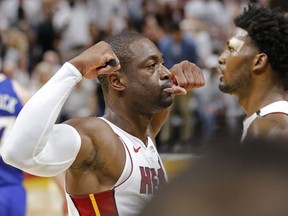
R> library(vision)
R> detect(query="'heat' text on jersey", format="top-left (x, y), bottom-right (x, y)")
top-left (139, 159), bottom-right (166, 194)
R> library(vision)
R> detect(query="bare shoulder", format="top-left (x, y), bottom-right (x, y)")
top-left (63, 117), bottom-right (123, 168)
top-left (64, 117), bottom-right (115, 138)
top-left (249, 113), bottom-right (288, 139)
top-left (63, 117), bottom-right (126, 194)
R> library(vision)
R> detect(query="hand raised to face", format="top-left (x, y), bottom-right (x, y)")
top-left (165, 61), bottom-right (205, 95)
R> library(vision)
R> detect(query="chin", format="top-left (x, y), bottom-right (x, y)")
top-left (161, 98), bottom-right (174, 108)
top-left (219, 86), bottom-right (235, 95)
top-left (219, 83), bottom-right (229, 94)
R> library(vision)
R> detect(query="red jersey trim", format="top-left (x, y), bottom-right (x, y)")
top-left (69, 135), bottom-right (134, 216)
top-left (70, 190), bottom-right (119, 216)
top-left (114, 136), bottom-right (134, 189)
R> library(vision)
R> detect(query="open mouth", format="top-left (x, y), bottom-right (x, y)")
top-left (219, 74), bottom-right (224, 82)
top-left (217, 68), bottom-right (224, 82)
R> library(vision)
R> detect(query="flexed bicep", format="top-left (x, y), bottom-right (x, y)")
top-left (1, 63), bottom-right (82, 177)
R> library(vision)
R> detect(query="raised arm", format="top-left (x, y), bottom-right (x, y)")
top-left (150, 61), bottom-right (205, 136)
top-left (2, 42), bottom-right (120, 177)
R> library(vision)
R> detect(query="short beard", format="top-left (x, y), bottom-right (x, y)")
top-left (219, 83), bottom-right (237, 94)
top-left (219, 74), bottom-right (250, 95)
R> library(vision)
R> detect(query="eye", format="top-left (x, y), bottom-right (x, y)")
top-left (148, 62), bottom-right (157, 68)
top-left (147, 60), bottom-right (165, 69)
top-left (228, 46), bottom-right (235, 52)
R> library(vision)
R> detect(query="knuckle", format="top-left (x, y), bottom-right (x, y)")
top-left (178, 80), bottom-right (188, 88)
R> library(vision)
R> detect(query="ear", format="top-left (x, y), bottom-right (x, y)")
top-left (107, 72), bottom-right (125, 91)
top-left (253, 53), bottom-right (268, 74)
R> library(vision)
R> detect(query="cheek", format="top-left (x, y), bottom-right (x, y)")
top-left (131, 79), bottom-right (159, 99)
top-left (227, 56), bottom-right (253, 77)
top-left (228, 61), bottom-right (253, 87)
top-left (129, 72), bottom-right (161, 95)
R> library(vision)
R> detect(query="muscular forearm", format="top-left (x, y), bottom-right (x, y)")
top-left (2, 63), bottom-right (82, 177)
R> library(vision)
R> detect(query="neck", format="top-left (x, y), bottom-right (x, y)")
top-left (239, 83), bottom-right (286, 116)
top-left (103, 108), bottom-right (151, 144)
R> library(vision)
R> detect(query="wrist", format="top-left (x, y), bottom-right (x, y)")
top-left (68, 59), bottom-right (85, 76)
top-left (63, 62), bottom-right (83, 81)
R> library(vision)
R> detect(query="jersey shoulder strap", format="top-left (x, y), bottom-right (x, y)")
top-left (241, 100), bottom-right (288, 142)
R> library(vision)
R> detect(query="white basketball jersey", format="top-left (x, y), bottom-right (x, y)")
top-left (241, 101), bottom-right (288, 142)
top-left (66, 117), bottom-right (168, 216)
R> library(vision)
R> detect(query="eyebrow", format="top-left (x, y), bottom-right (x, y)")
top-left (142, 54), bottom-right (163, 63)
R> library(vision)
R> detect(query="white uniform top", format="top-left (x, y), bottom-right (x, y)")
top-left (66, 117), bottom-right (168, 216)
top-left (0, 62), bottom-right (167, 215)
top-left (241, 101), bottom-right (288, 142)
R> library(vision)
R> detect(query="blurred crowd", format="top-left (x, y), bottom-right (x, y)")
top-left (0, 0), bottom-right (273, 153)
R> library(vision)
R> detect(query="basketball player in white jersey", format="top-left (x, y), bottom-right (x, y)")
top-left (218, 4), bottom-right (288, 143)
top-left (1, 32), bottom-right (204, 216)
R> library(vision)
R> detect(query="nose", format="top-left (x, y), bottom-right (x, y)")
top-left (218, 51), bottom-right (227, 65)
top-left (159, 65), bottom-right (171, 80)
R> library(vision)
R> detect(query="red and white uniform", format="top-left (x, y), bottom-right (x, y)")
top-left (0, 62), bottom-right (168, 216)
top-left (66, 117), bottom-right (168, 216)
